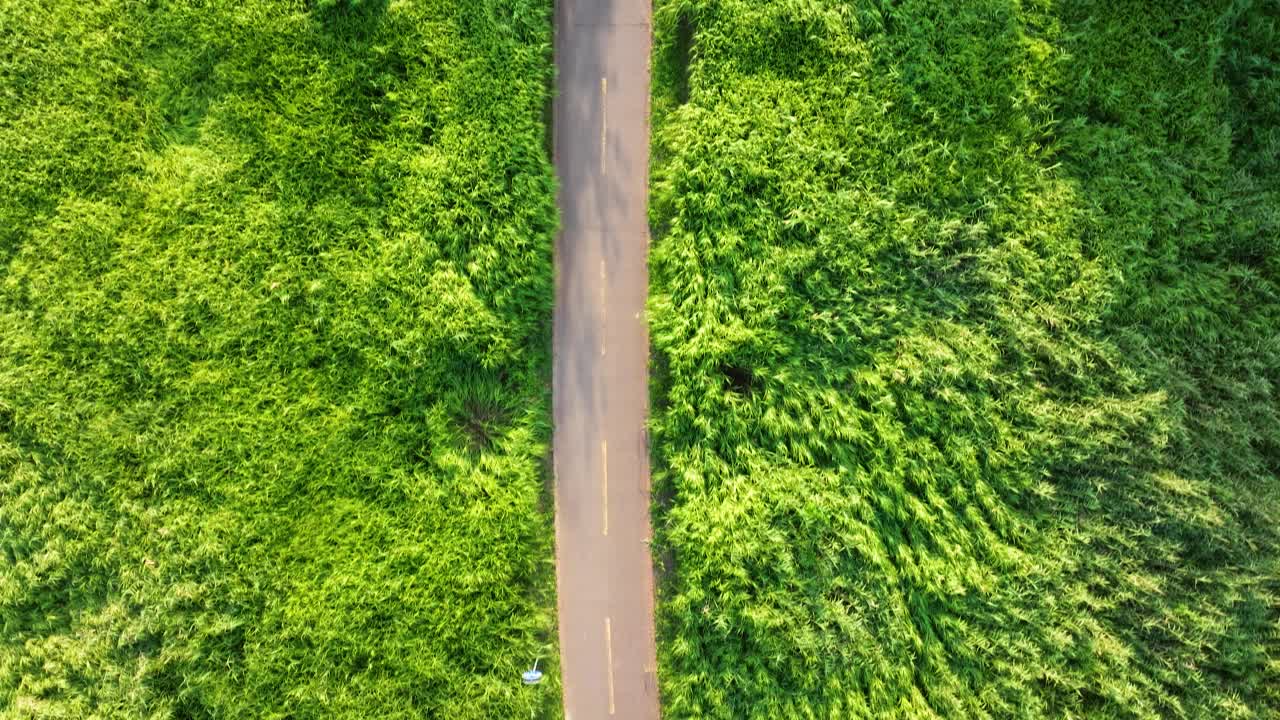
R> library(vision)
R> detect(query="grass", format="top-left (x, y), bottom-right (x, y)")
top-left (0, 0), bottom-right (560, 717)
top-left (648, 0), bottom-right (1280, 717)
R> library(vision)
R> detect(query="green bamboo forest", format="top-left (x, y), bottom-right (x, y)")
top-left (649, 0), bottom-right (1279, 718)
top-left (0, 1), bottom-right (560, 717)
top-left (1, 0), bottom-right (1277, 717)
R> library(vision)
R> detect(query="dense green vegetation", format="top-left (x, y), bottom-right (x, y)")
top-left (0, 1), bottom-right (559, 717)
top-left (649, 0), bottom-right (1279, 717)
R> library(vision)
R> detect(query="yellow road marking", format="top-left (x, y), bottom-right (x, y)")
top-left (601, 259), bottom-right (607, 356)
top-left (605, 617), bottom-right (616, 715)
top-left (601, 440), bottom-right (609, 536)
top-left (601, 76), bottom-right (608, 176)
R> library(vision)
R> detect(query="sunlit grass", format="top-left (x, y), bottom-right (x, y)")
top-left (649, 1), bottom-right (1279, 717)
top-left (0, 1), bottom-right (560, 717)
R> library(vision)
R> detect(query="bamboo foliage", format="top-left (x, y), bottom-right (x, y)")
top-left (649, 0), bottom-right (1279, 717)
top-left (0, 1), bottom-right (560, 717)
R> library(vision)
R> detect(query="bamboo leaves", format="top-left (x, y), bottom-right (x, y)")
top-left (649, 0), bottom-right (1280, 717)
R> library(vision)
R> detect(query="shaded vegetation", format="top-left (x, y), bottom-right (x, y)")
top-left (0, 0), bottom-right (559, 717)
top-left (649, 0), bottom-right (1280, 717)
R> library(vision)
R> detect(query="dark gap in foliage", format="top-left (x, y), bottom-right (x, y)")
top-left (719, 363), bottom-right (756, 396)
top-left (456, 397), bottom-right (512, 455)
top-left (674, 12), bottom-right (694, 105)
top-left (0, 404), bottom-right (12, 434)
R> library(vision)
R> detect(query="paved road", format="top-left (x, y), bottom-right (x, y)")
top-left (551, 0), bottom-right (659, 718)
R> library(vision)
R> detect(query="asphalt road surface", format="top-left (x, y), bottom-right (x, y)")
top-left (551, 0), bottom-right (660, 718)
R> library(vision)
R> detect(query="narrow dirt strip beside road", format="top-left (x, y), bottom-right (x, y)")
top-left (551, 0), bottom-right (660, 718)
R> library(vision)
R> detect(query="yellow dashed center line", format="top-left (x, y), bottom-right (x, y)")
top-left (605, 616), bottom-right (616, 715)
top-left (601, 258), bottom-right (607, 356)
top-left (600, 76), bottom-right (608, 176)
top-left (601, 440), bottom-right (609, 536)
